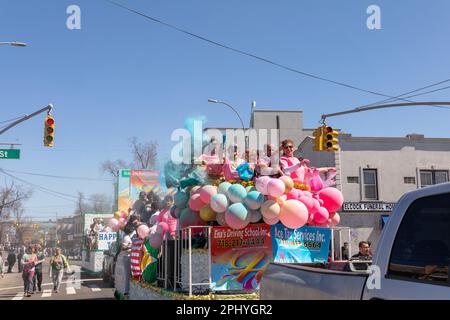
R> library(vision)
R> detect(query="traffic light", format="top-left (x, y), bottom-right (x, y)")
top-left (324, 126), bottom-right (339, 151)
top-left (44, 115), bottom-right (55, 147)
top-left (313, 127), bottom-right (324, 151)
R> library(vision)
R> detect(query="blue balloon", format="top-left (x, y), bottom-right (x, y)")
top-left (227, 184), bottom-right (247, 203)
top-left (174, 191), bottom-right (189, 209)
top-left (244, 191), bottom-right (265, 210)
top-left (218, 182), bottom-right (232, 195)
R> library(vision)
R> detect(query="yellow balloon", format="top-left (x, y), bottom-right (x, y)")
top-left (279, 176), bottom-right (294, 194)
top-left (200, 206), bottom-right (217, 222)
top-left (114, 211), bottom-right (121, 219)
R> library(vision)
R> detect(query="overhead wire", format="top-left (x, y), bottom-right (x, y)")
top-left (1, 168), bottom-right (114, 182)
top-left (105, 0), bottom-right (450, 109)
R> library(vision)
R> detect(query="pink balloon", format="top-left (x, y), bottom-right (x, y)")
top-left (303, 191), bottom-right (312, 197)
top-left (255, 176), bottom-right (271, 195)
top-left (120, 211), bottom-right (128, 219)
top-left (307, 213), bottom-right (315, 224)
top-left (267, 179), bottom-right (286, 198)
top-left (286, 188), bottom-right (299, 200)
top-left (119, 218), bottom-right (127, 227)
top-left (297, 190), bottom-right (305, 198)
top-left (199, 185), bottom-right (217, 204)
top-left (263, 215), bottom-right (280, 225)
top-left (328, 211), bottom-right (337, 219)
top-left (298, 196), bottom-right (316, 215)
top-left (149, 232), bottom-right (163, 248)
top-left (314, 206), bottom-right (330, 224)
top-left (156, 222), bottom-right (169, 234)
top-left (137, 224), bottom-right (150, 239)
top-left (279, 200), bottom-right (308, 229)
top-left (189, 193), bottom-right (207, 211)
top-left (318, 187), bottom-right (344, 213)
top-left (109, 218), bottom-right (120, 232)
top-left (318, 199), bottom-right (324, 206)
top-left (331, 213), bottom-right (340, 226)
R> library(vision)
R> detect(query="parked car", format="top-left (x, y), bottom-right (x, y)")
top-left (260, 182), bottom-right (450, 300)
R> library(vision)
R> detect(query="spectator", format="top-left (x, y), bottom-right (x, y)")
top-left (341, 242), bottom-right (349, 260)
top-left (33, 244), bottom-right (45, 293)
top-left (49, 248), bottom-right (71, 293)
top-left (156, 195), bottom-right (177, 239)
top-left (22, 246), bottom-right (38, 297)
top-left (17, 249), bottom-right (24, 273)
top-left (7, 250), bottom-right (16, 273)
top-left (351, 241), bottom-right (372, 260)
top-left (132, 191), bottom-right (148, 216)
top-left (0, 253), bottom-right (4, 278)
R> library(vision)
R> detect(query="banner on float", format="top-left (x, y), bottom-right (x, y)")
top-left (97, 232), bottom-right (118, 251)
top-left (210, 224), bottom-right (272, 292)
top-left (130, 170), bottom-right (161, 200)
top-left (270, 224), bottom-right (331, 263)
top-left (118, 169), bottom-right (132, 212)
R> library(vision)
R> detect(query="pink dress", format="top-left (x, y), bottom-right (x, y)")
top-left (157, 208), bottom-right (178, 238)
top-left (280, 156), bottom-right (307, 183)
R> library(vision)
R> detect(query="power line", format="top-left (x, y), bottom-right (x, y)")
top-left (361, 79), bottom-right (450, 109)
top-left (1, 168), bottom-right (114, 182)
top-left (105, 0), bottom-right (443, 103)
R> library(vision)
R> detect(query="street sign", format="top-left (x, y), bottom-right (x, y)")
top-left (0, 149), bottom-right (20, 159)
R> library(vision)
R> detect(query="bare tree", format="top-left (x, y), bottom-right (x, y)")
top-left (0, 181), bottom-right (31, 244)
top-left (101, 159), bottom-right (129, 178)
top-left (0, 181), bottom-right (32, 219)
top-left (89, 193), bottom-right (112, 213)
top-left (129, 137), bottom-right (158, 170)
top-left (74, 191), bottom-right (89, 215)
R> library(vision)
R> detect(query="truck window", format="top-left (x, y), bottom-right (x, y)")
top-left (388, 193), bottom-right (450, 286)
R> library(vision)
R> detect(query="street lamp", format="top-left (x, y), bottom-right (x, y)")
top-left (0, 41), bottom-right (27, 47)
top-left (208, 98), bottom-right (249, 159)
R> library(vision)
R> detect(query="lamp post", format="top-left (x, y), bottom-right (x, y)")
top-left (208, 99), bottom-right (248, 160)
top-left (0, 42), bottom-right (27, 47)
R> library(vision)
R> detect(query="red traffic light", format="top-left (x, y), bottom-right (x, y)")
top-left (46, 118), bottom-right (54, 126)
top-left (326, 126), bottom-right (333, 133)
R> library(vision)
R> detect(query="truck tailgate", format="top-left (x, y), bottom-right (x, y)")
top-left (260, 263), bottom-right (368, 300)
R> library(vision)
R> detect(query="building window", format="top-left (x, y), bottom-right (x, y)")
top-left (347, 176), bottom-right (359, 184)
top-left (388, 193), bottom-right (450, 286)
top-left (363, 169), bottom-right (378, 200)
top-left (420, 170), bottom-right (449, 188)
top-left (404, 177), bottom-right (416, 184)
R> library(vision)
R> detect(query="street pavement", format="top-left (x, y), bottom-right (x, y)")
top-left (0, 256), bottom-right (115, 300)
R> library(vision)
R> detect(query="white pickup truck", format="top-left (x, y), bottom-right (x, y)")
top-left (260, 182), bottom-right (450, 300)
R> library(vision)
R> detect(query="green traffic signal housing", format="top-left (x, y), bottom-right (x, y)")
top-left (44, 115), bottom-right (55, 147)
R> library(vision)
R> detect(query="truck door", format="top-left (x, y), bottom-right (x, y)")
top-left (365, 192), bottom-right (450, 299)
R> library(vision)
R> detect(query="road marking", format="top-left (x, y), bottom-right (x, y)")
top-left (42, 289), bottom-right (52, 298)
top-left (12, 293), bottom-right (23, 300)
top-left (66, 287), bottom-right (76, 295)
top-left (0, 278), bottom-right (103, 291)
top-left (90, 285), bottom-right (101, 292)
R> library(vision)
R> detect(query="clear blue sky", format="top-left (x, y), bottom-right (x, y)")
top-left (1, 0), bottom-right (450, 220)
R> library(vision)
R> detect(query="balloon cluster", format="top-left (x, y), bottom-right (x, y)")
top-left (173, 175), bottom-right (343, 230)
top-left (108, 210), bottom-right (130, 232)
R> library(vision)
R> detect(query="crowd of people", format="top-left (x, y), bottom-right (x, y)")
top-left (0, 244), bottom-right (72, 297)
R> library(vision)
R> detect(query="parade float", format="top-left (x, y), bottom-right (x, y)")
top-left (107, 120), bottom-right (345, 299)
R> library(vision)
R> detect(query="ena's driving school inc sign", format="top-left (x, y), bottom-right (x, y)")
top-left (342, 202), bottom-right (396, 212)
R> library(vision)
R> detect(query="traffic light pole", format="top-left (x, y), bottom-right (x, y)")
top-left (321, 101), bottom-right (450, 122)
top-left (0, 104), bottom-right (53, 136)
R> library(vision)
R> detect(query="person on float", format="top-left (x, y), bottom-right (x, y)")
top-left (256, 143), bottom-right (283, 177)
top-left (223, 145), bottom-right (246, 180)
top-left (280, 139), bottom-right (335, 183)
top-left (156, 195), bottom-right (177, 239)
